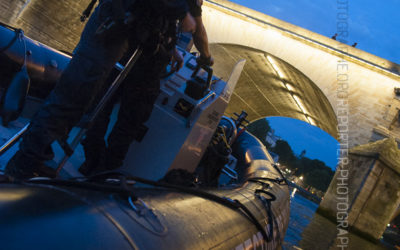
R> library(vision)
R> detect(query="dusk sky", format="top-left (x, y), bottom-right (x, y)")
top-left (267, 117), bottom-right (338, 170)
top-left (229, 0), bottom-right (400, 64)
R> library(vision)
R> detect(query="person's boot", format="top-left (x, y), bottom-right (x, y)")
top-left (4, 151), bottom-right (57, 179)
top-left (78, 143), bottom-right (106, 176)
top-left (104, 149), bottom-right (125, 172)
top-left (78, 157), bottom-right (105, 176)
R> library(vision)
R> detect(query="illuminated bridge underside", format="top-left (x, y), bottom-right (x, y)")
top-left (211, 44), bottom-right (337, 137)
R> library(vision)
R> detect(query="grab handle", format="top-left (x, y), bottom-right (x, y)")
top-left (191, 63), bottom-right (213, 91)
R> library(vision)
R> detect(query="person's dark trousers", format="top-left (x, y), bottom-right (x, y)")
top-left (79, 70), bottom-right (120, 175)
top-left (5, 1), bottom-right (131, 178)
top-left (106, 58), bottom-right (163, 170)
top-left (80, 50), bottom-right (170, 175)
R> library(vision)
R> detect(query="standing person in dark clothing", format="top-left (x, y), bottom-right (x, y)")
top-left (80, 40), bottom-right (180, 175)
top-left (5, 0), bottom-right (196, 179)
top-left (79, 0), bottom-right (214, 175)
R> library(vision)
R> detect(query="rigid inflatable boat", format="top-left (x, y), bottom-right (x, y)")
top-left (0, 23), bottom-right (290, 249)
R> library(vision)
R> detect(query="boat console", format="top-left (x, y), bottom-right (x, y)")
top-left (121, 49), bottom-right (245, 181)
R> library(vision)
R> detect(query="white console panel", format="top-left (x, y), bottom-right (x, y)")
top-left (121, 51), bottom-right (244, 181)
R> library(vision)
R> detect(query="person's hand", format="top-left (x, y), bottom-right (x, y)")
top-left (196, 55), bottom-right (214, 66)
top-left (171, 48), bottom-right (184, 72)
top-left (181, 12), bottom-right (196, 33)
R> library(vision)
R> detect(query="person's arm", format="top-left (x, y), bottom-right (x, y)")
top-left (181, 12), bottom-right (196, 33)
top-left (171, 47), bottom-right (184, 72)
top-left (192, 15), bottom-right (214, 66)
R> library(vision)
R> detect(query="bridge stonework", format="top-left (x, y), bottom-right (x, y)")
top-left (0, 0), bottom-right (92, 52)
top-left (318, 138), bottom-right (400, 240)
top-left (0, 0), bottom-right (28, 25)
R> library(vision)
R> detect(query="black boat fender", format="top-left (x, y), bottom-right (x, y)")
top-left (0, 29), bottom-right (31, 126)
top-left (0, 23), bottom-right (71, 122)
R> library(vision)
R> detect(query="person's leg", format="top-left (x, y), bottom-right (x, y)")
top-left (79, 99), bottom-right (116, 176)
top-left (78, 44), bottom-right (139, 176)
top-left (105, 58), bottom-right (163, 170)
top-left (5, 2), bottom-right (130, 178)
top-left (79, 73), bottom-right (122, 176)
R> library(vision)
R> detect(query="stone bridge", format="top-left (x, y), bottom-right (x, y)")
top-left (1, 0), bottom-right (400, 147)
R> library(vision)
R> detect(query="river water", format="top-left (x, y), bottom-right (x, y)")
top-left (282, 192), bottom-right (389, 250)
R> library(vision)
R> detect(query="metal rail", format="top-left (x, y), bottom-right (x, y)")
top-left (0, 123), bottom-right (29, 156)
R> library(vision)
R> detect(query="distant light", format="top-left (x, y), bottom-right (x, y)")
top-left (276, 73), bottom-right (316, 127)
top-left (293, 95), bottom-right (307, 114)
top-left (387, 224), bottom-right (391, 227)
top-left (306, 116), bottom-right (316, 126)
top-left (291, 188), bottom-right (297, 198)
top-left (285, 83), bottom-right (295, 92)
top-left (267, 55), bottom-right (285, 79)
top-left (299, 176), bottom-right (304, 180)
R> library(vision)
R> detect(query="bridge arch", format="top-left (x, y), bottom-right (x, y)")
top-left (202, 0), bottom-right (400, 147)
top-left (210, 43), bottom-right (337, 138)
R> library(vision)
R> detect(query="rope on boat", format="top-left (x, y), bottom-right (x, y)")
top-left (0, 21), bottom-right (18, 31)
top-left (26, 178), bottom-right (139, 201)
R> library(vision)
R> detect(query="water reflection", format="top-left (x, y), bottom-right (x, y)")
top-left (284, 192), bottom-right (388, 249)
top-left (291, 188), bottom-right (297, 198)
top-left (300, 213), bottom-right (386, 250)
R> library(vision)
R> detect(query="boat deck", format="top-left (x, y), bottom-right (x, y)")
top-left (0, 98), bottom-right (121, 178)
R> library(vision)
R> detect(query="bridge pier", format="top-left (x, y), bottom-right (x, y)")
top-left (318, 138), bottom-right (400, 241)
